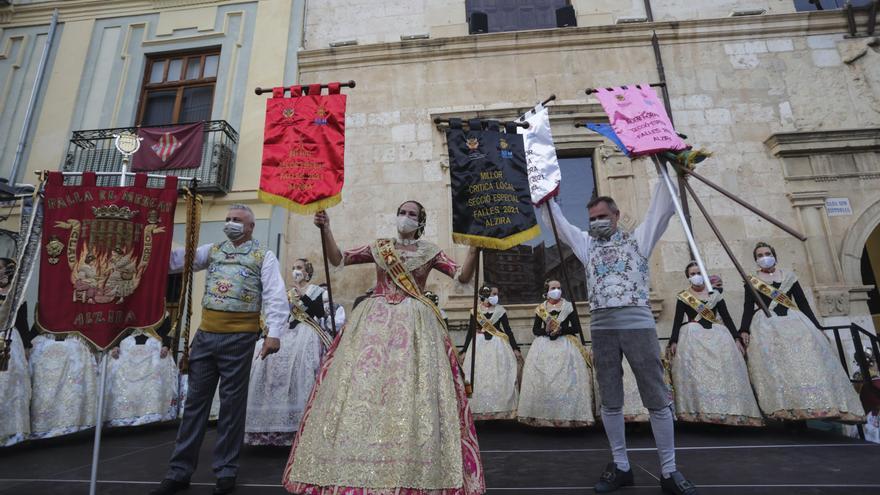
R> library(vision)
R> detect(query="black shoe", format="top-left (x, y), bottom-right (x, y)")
top-left (148, 479), bottom-right (190, 495)
top-left (660, 471), bottom-right (698, 495)
top-left (594, 462), bottom-right (634, 493)
top-left (213, 477), bottom-right (237, 495)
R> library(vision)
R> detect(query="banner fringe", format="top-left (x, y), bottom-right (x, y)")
top-left (33, 303), bottom-right (167, 352)
top-left (258, 190), bottom-right (342, 215)
top-left (453, 224), bottom-right (541, 251)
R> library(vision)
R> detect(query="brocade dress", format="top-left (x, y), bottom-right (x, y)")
top-left (517, 300), bottom-right (595, 427)
top-left (669, 290), bottom-right (762, 426)
top-left (461, 304), bottom-right (520, 420)
top-left (283, 239), bottom-right (484, 495)
top-left (29, 333), bottom-right (97, 439)
top-left (741, 269), bottom-right (864, 422)
top-left (0, 301), bottom-right (33, 446)
top-left (245, 284), bottom-right (327, 446)
top-left (104, 330), bottom-right (178, 427)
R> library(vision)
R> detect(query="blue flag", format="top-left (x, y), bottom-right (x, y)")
top-left (585, 123), bottom-right (630, 157)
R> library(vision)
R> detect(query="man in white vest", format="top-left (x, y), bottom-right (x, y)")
top-left (151, 204), bottom-right (288, 495)
top-left (541, 180), bottom-right (698, 495)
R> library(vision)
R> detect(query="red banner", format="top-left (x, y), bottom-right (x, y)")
top-left (36, 172), bottom-right (178, 349)
top-left (259, 83), bottom-right (346, 214)
top-left (132, 121), bottom-right (204, 171)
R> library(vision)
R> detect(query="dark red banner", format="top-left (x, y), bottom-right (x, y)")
top-left (36, 172), bottom-right (178, 349)
top-left (259, 83), bottom-right (346, 214)
top-left (132, 121), bottom-right (204, 171)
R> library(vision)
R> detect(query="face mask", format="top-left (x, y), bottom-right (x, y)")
top-left (589, 219), bottom-right (614, 239)
top-left (688, 274), bottom-right (704, 287)
top-left (397, 215), bottom-right (420, 235)
top-left (487, 295), bottom-right (499, 306)
top-left (547, 288), bottom-right (562, 300)
top-left (223, 221), bottom-right (245, 241)
top-left (322, 292), bottom-right (330, 304)
top-left (292, 269), bottom-right (305, 282)
top-left (757, 255), bottom-right (776, 269)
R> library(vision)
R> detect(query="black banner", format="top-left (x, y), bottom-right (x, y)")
top-left (447, 119), bottom-right (540, 250)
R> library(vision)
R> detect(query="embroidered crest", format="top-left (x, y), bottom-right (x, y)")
top-left (499, 137), bottom-right (513, 159)
top-left (46, 235), bottom-right (64, 265)
top-left (314, 104), bottom-right (329, 125)
top-left (466, 137), bottom-right (480, 151)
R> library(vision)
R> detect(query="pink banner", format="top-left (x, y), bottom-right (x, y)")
top-left (594, 84), bottom-right (687, 157)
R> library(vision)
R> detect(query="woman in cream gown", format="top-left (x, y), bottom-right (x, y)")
top-left (29, 332), bottom-right (98, 439)
top-left (740, 242), bottom-right (864, 422)
top-left (668, 262), bottom-right (762, 426)
top-left (283, 201), bottom-right (484, 495)
top-left (461, 285), bottom-right (521, 420)
top-left (0, 258), bottom-right (34, 446)
top-left (517, 280), bottom-right (594, 427)
top-left (105, 327), bottom-right (178, 427)
top-left (246, 258), bottom-right (327, 446)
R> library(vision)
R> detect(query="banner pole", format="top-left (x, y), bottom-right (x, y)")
top-left (89, 352), bottom-right (109, 495)
top-left (651, 155), bottom-right (712, 295)
top-left (319, 227), bottom-right (337, 337)
top-left (89, 151), bottom-right (129, 494)
top-left (546, 205), bottom-right (588, 345)
top-left (468, 249), bottom-right (481, 395)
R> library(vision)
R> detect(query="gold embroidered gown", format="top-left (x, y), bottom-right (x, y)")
top-left (461, 305), bottom-right (520, 420)
top-left (283, 240), bottom-right (484, 495)
top-left (669, 290), bottom-right (762, 426)
top-left (517, 300), bottom-right (595, 427)
top-left (741, 270), bottom-right (864, 422)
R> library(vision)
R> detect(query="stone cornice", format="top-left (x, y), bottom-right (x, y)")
top-left (765, 128), bottom-right (880, 157)
top-left (0, 0), bottom-right (234, 27)
top-left (298, 10), bottom-right (862, 71)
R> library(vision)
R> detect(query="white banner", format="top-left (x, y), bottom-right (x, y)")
top-left (518, 104), bottom-right (561, 205)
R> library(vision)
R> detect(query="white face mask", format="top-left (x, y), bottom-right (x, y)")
top-left (688, 274), bottom-right (705, 287)
top-left (487, 295), bottom-right (499, 306)
top-left (397, 215), bottom-right (420, 235)
top-left (547, 288), bottom-right (562, 300)
top-left (292, 269), bottom-right (305, 282)
top-left (223, 221), bottom-right (245, 241)
top-left (588, 218), bottom-right (614, 239)
top-left (757, 255), bottom-right (776, 269)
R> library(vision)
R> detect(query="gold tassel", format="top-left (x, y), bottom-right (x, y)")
top-left (171, 187), bottom-right (202, 375)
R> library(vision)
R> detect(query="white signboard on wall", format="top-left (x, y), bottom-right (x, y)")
top-left (826, 197), bottom-right (853, 217)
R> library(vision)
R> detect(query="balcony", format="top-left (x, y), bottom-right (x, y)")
top-left (62, 120), bottom-right (238, 194)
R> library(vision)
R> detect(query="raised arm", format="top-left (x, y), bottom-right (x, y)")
top-left (169, 243), bottom-right (212, 273)
top-left (314, 211), bottom-right (342, 266)
top-left (539, 199), bottom-right (591, 264)
top-left (634, 179), bottom-right (676, 257)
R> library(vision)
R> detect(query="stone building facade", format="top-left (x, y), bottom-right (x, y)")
top-left (287, 0), bottom-right (880, 352)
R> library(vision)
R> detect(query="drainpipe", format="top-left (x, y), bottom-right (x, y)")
top-left (9, 8), bottom-right (59, 185)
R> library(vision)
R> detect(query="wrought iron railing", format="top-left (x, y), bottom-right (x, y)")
top-left (62, 120), bottom-right (238, 193)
